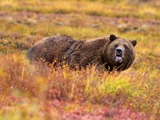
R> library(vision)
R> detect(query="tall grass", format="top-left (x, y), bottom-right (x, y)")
top-left (0, 53), bottom-right (159, 119)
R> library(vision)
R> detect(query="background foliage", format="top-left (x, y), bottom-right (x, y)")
top-left (0, 0), bottom-right (160, 119)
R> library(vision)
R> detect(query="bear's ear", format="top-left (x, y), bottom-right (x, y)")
top-left (131, 40), bottom-right (137, 47)
top-left (109, 34), bottom-right (117, 41)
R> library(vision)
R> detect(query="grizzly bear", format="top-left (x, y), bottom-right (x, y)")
top-left (27, 34), bottom-right (137, 71)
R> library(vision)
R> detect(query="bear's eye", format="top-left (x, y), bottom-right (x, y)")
top-left (124, 44), bottom-right (128, 49)
top-left (114, 44), bottom-right (118, 48)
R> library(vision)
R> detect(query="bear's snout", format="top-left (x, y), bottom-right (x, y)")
top-left (116, 48), bottom-right (122, 57)
top-left (115, 47), bottom-right (124, 63)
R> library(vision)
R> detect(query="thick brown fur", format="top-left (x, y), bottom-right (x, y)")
top-left (27, 34), bottom-right (137, 71)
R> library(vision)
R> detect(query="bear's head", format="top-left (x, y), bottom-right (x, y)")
top-left (103, 34), bottom-right (137, 71)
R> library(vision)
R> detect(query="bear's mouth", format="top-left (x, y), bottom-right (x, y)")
top-left (115, 56), bottom-right (123, 63)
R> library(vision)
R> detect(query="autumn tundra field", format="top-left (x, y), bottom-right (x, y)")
top-left (0, 0), bottom-right (160, 119)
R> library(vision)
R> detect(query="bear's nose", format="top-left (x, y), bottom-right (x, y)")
top-left (116, 48), bottom-right (122, 57)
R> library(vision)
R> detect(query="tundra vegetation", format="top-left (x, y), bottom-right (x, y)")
top-left (0, 0), bottom-right (160, 119)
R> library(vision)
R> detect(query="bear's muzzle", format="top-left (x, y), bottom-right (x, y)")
top-left (115, 48), bottom-right (123, 63)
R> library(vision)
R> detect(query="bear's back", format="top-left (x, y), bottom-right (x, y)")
top-left (27, 34), bottom-right (76, 63)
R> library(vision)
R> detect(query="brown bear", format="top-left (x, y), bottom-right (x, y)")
top-left (27, 34), bottom-right (137, 71)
